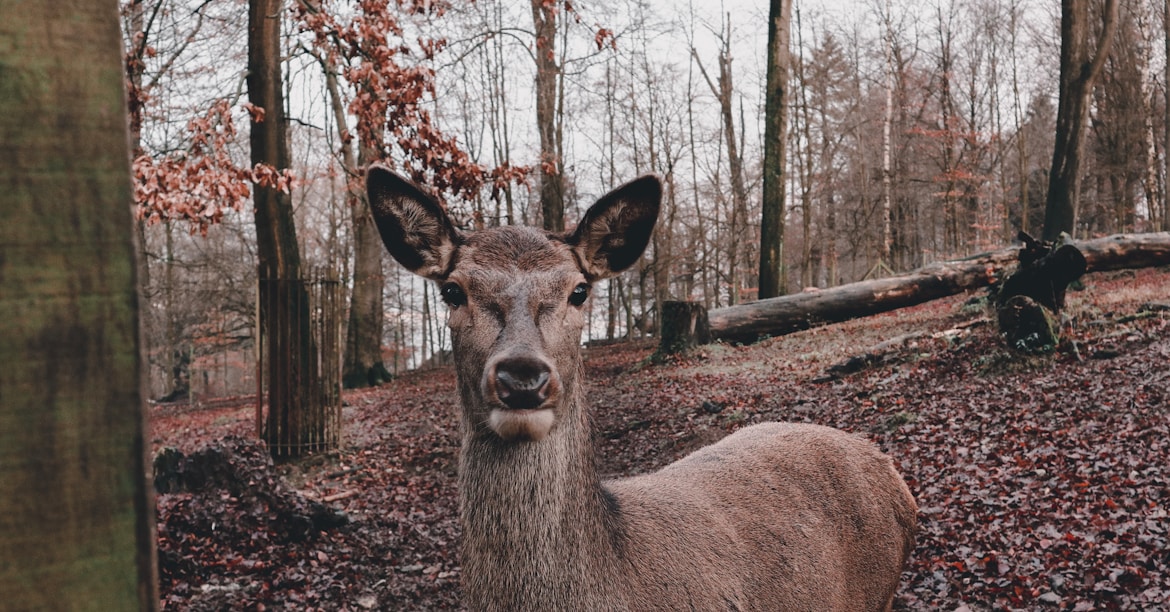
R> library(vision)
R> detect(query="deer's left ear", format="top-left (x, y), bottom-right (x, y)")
top-left (366, 164), bottom-right (462, 281)
top-left (567, 176), bottom-right (661, 281)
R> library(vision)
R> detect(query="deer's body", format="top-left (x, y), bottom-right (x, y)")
top-left (367, 167), bottom-right (917, 611)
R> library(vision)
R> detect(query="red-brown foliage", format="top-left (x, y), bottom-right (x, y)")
top-left (294, 0), bottom-right (528, 204)
top-left (132, 100), bottom-right (297, 235)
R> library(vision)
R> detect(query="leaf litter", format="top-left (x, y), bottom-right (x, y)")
top-left (153, 267), bottom-right (1170, 610)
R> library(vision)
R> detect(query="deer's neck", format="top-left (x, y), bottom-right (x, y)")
top-left (456, 369), bottom-right (623, 609)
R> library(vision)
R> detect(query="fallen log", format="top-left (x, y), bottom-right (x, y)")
top-left (707, 232), bottom-right (1170, 345)
top-left (1073, 232), bottom-right (1170, 272)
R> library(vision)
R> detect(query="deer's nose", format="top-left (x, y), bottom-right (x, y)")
top-left (492, 357), bottom-right (553, 410)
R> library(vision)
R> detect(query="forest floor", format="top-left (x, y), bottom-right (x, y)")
top-left (152, 266), bottom-right (1170, 611)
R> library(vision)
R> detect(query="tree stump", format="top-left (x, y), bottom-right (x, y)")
top-left (658, 301), bottom-right (710, 355)
top-left (995, 232), bottom-right (1087, 353)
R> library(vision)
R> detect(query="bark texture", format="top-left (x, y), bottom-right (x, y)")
top-left (249, 0), bottom-right (299, 275)
top-left (0, 0), bottom-right (157, 607)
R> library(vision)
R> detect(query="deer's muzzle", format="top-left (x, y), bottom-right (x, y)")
top-left (483, 354), bottom-right (560, 442)
top-left (493, 356), bottom-right (552, 410)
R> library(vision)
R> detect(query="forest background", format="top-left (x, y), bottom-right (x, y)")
top-left (125, 0), bottom-right (1170, 402)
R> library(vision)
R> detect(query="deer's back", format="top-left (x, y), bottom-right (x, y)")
top-left (603, 422), bottom-right (917, 611)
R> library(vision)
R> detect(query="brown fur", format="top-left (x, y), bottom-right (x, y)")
top-left (366, 165), bottom-right (917, 611)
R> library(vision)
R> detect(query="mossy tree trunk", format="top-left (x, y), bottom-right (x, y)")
top-left (0, 0), bottom-right (158, 607)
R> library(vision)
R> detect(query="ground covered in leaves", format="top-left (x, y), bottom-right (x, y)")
top-left (152, 267), bottom-right (1170, 610)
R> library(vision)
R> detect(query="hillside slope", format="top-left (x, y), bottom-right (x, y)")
top-left (153, 267), bottom-right (1170, 610)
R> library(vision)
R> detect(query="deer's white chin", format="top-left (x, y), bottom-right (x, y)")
top-left (488, 408), bottom-right (555, 442)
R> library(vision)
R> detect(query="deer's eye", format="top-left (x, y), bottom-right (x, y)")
top-left (568, 283), bottom-right (590, 307)
top-left (440, 282), bottom-right (467, 308)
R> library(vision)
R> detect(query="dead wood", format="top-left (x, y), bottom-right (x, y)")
top-left (656, 301), bottom-right (711, 355)
top-left (707, 232), bottom-right (1170, 345)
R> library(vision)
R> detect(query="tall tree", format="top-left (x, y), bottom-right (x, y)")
top-left (877, 0), bottom-right (897, 272)
top-left (1165, 0), bottom-right (1170, 230)
top-left (1008, 0), bottom-right (1031, 234)
top-left (1042, 0), bottom-right (1119, 240)
top-left (759, 0), bottom-right (792, 298)
top-left (0, 0), bottom-right (157, 607)
top-left (532, 0), bottom-right (566, 231)
top-left (320, 57), bottom-right (390, 389)
top-left (694, 19), bottom-right (750, 305)
top-left (1090, 2), bottom-right (1146, 234)
top-left (296, 0), bottom-right (507, 387)
top-left (249, 0), bottom-right (299, 276)
top-left (249, 0), bottom-right (327, 457)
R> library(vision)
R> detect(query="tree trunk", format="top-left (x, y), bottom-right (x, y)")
top-left (1010, 0), bottom-right (1030, 235)
top-left (1164, 0), bottom-right (1170, 231)
top-left (250, 0), bottom-right (329, 458)
top-left (707, 232), bottom-right (1170, 344)
top-left (936, 5), bottom-right (958, 255)
top-left (249, 0), bottom-right (298, 275)
top-left (693, 25), bottom-right (750, 305)
top-left (1042, 0), bottom-right (1119, 240)
top-left (344, 171), bottom-right (390, 388)
top-left (125, 0), bottom-right (154, 304)
top-left (657, 302), bottom-right (711, 356)
top-left (320, 59), bottom-right (390, 389)
top-left (759, 0), bottom-right (792, 299)
top-left (793, 4), bottom-right (815, 290)
top-left (0, 0), bottom-right (157, 607)
top-left (532, 0), bottom-right (565, 232)
top-left (878, 0), bottom-right (896, 267)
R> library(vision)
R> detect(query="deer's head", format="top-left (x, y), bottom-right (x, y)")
top-left (367, 165), bottom-right (661, 443)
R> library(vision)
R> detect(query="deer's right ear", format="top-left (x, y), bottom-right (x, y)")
top-left (366, 164), bottom-right (462, 280)
top-left (567, 175), bottom-right (662, 281)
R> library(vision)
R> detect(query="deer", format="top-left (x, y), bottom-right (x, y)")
top-left (366, 164), bottom-right (917, 611)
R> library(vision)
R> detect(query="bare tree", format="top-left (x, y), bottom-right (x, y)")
top-left (792, 5), bottom-right (814, 289)
top-left (1042, 0), bottom-right (1119, 240)
top-left (872, 0), bottom-right (898, 276)
top-left (694, 17), bottom-right (750, 306)
top-left (1089, 1), bottom-right (1147, 234)
top-left (759, 0), bottom-right (792, 298)
top-left (317, 54), bottom-right (391, 388)
top-left (532, 0), bottom-right (566, 231)
top-left (809, 29), bottom-right (853, 287)
top-left (1008, 0), bottom-right (1031, 234)
top-left (1165, 0), bottom-right (1170, 230)
top-left (250, 0), bottom-right (329, 457)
